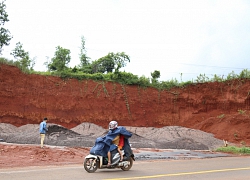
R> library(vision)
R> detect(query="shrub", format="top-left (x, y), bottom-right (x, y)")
top-left (216, 146), bottom-right (250, 154)
top-left (1, 57), bottom-right (250, 90)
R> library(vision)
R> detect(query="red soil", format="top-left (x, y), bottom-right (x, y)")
top-left (1, 64), bottom-right (250, 145)
top-left (0, 143), bottom-right (90, 168)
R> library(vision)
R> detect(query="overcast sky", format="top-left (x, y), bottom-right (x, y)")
top-left (2, 0), bottom-right (250, 82)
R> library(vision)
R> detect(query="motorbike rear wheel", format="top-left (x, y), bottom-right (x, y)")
top-left (121, 157), bottom-right (133, 171)
top-left (84, 158), bottom-right (98, 173)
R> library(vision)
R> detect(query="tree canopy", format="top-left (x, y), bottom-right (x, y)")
top-left (91, 52), bottom-right (130, 74)
top-left (79, 36), bottom-right (90, 67)
top-left (151, 70), bottom-right (161, 79)
top-left (10, 42), bottom-right (34, 70)
top-left (48, 46), bottom-right (71, 71)
top-left (0, 0), bottom-right (12, 54)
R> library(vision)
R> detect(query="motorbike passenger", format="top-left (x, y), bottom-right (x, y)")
top-left (107, 120), bottom-right (124, 166)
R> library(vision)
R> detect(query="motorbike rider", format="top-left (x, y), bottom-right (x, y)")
top-left (107, 120), bottom-right (124, 166)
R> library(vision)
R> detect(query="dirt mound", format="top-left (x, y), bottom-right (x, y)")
top-left (126, 126), bottom-right (224, 150)
top-left (0, 123), bottom-right (17, 133)
top-left (71, 122), bottom-right (107, 137)
top-left (0, 123), bottom-right (225, 150)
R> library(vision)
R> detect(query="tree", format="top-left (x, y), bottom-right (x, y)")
top-left (151, 70), bottom-right (161, 84)
top-left (77, 36), bottom-right (92, 73)
top-left (0, 0), bottom-right (12, 54)
top-left (151, 70), bottom-right (161, 79)
top-left (10, 42), bottom-right (35, 70)
top-left (43, 56), bottom-right (50, 72)
top-left (10, 42), bottom-right (28, 60)
top-left (94, 53), bottom-right (115, 73)
top-left (48, 46), bottom-right (71, 72)
top-left (112, 52), bottom-right (130, 72)
top-left (91, 60), bottom-right (104, 74)
top-left (79, 36), bottom-right (90, 67)
top-left (91, 52), bottom-right (130, 74)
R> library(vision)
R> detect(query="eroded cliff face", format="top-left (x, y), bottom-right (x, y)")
top-left (1, 64), bottom-right (250, 144)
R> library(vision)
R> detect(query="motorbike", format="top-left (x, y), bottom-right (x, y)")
top-left (84, 146), bottom-right (135, 173)
top-left (84, 126), bottom-right (134, 173)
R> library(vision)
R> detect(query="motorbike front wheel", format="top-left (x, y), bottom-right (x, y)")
top-left (84, 158), bottom-right (98, 173)
top-left (121, 157), bottom-right (133, 171)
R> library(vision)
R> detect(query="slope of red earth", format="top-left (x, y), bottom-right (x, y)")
top-left (0, 64), bottom-right (250, 145)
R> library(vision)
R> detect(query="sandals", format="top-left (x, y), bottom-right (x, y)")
top-left (120, 156), bottom-right (123, 162)
top-left (107, 156), bottom-right (123, 167)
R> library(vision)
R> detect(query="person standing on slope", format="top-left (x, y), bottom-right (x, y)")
top-left (39, 117), bottom-right (48, 148)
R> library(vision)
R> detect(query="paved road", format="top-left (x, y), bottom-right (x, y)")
top-left (0, 157), bottom-right (249, 180)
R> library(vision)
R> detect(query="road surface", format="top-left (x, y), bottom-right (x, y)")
top-left (0, 157), bottom-right (249, 180)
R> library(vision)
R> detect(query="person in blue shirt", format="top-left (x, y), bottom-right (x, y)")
top-left (39, 117), bottom-right (48, 148)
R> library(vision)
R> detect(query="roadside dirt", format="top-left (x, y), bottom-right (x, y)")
top-left (0, 143), bottom-right (90, 168)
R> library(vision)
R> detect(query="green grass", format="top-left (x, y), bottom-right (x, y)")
top-left (216, 146), bottom-right (250, 154)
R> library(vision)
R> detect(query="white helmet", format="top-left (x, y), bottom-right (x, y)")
top-left (109, 120), bottom-right (118, 130)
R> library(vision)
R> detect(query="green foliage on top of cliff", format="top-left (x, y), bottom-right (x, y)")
top-left (1, 57), bottom-right (250, 91)
top-left (10, 42), bottom-right (35, 72)
top-left (48, 46), bottom-right (71, 72)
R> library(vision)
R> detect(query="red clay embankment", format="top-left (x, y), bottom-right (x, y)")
top-left (0, 64), bottom-right (250, 144)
